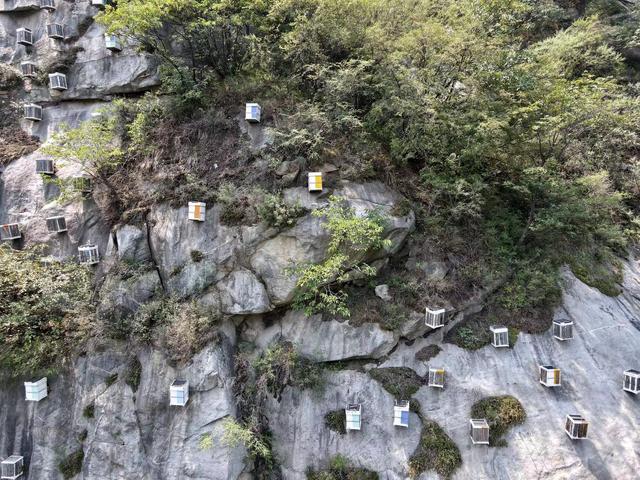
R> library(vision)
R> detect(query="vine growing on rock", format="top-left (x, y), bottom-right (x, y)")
top-left (292, 196), bottom-right (390, 317)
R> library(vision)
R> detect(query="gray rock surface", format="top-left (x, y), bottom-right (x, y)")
top-left (253, 310), bottom-right (397, 362)
top-left (266, 370), bottom-right (422, 479)
top-left (216, 268), bottom-right (271, 315)
top-left (0, 338), bottom-right (245, 480)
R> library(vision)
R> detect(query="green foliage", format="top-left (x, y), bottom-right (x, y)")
top-left (222, 418), bottom-right (272, 463)
top-left (253, 342), bottom-right (324, 398)
top-left (190, 250), bottom-right (204, 263)
top-left (41, 111), bottom-right (124, 206)
top-left (307, 455), bottom-right (379, 480)
top-left (199, 432), bottom-right (214, 450)
top-left (292, 196), bottom-right (391, 317)
top-left (82, 403), bottom-right (95, 419)
top-left (98, 0), bottom-right (271, 96)
top-left (470, 395), bottom-right (526, 447)
top-left (0, 247), bottom-right (91, 377)
top-left (126, 298), bottom-right (218, 363)
top-left (324, 409), bottom-right (346, 435)
top-left (125, 357), bottom-right (142, 393)
top-left (257, 193), bottom-right (305, 229)
top-left (58, 449), bottom-right (84, 479)
top-left (408, 420), bottom-right (461, 479)
top-left (368, 367), bottom-right (423, 399)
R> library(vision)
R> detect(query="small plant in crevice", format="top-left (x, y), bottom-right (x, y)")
top-left (324, 409), bottom-right (346, 435)
top-left (190, 250), bottom-right (204, 263)
top-left (82, 403), bottom-right (95, 419)
top-left (257, 193), bottom-right (305, 229)
top-left (198, 432), bottom-right (214, 451)
top-left (408, 419), bottom-right (461, 479)
top-left (105, 373), bottom-right (118, 387)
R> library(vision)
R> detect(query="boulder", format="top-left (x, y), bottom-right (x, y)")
top-left (375, 284), bottom-right (392, 301)
top-left (114, 224), bottom-right (151, 263)
top-left (216, 268), bottom-right (271, 315)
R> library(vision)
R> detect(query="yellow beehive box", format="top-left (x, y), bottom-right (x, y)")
top-left (188, 202), bottom-right (206, 221)
top-left (308, 172), bottom-right (323, 192)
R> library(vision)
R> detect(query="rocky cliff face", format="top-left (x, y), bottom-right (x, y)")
top-left (1, 2), bottom-right (640, 480)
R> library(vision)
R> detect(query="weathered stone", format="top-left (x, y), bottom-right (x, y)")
top-left (375, 284), bottom-right (392, 301)
top-left (114, 224), bottom-right (151, 263)
top-left (254, 310), bottom-right (397, 361)
top-left (216, 268), bottom-right (271, 315)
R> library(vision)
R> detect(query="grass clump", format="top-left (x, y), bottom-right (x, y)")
top-left (470, 395), bottom-right (526, 447)
top-left (415, 345), bottom-right (442, 362)
top-left (368, 367), bottom-right (423, 399)
top-left (58, 448), bottom-right (84, 479)
top-left (324, 409), bottom-right (346, 435)
top-left (408, 420), bottom-right (461, 479)
top-left (307, 455), bottom-right (378, 480)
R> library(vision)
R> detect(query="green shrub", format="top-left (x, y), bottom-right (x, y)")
top-left (324, 409), bottom-right (346, 435)
top-left (253, 342), bottom-right (324, 398)
top-left (368, 367), bottom-right (423, 399)
top-left (257, 193), bottom-right (305, 229)
top-left (199, 432), bottom-right (213, 450)
top-left (470, 396), bottom-right (526, 447)
top-left (0, 246), bottom-right (92, 377)
top-left (125, 357), bottom-right (142, 393)
top-left (221, 418), bottom-right (272, 463)
top-left (58, 449), bottom-right (84, 479)
top-left (82, 403), bottom-right (95, 419)
top-left (408, 420), bottom-right (461, 479)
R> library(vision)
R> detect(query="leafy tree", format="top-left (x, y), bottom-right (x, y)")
top-left (41, 112), bottom-right (124, 209)
top-left (292, 196), bottom-right (390, 317)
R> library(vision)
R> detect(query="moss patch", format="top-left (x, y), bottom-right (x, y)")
top-left (470, 395), bottom-right (526, 447)
top-left (408, 420), bottom-right (461, 479)
top-left (414, 344), bottom-right (442, 362)
top-left (368, 367), bottom-right (424, 399)
top-left (125, 356), bottom-right (142, 393)
top-left (324, 409), bottom-right (346, 435)
top-left (58, 448), bottom-right (84, 479)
